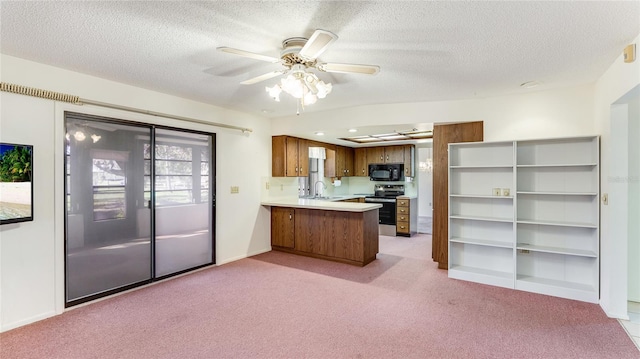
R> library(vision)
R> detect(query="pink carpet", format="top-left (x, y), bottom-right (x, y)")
top-left (1, 234), bottom-right (638, 358)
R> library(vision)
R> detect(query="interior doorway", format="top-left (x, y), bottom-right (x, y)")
top-left (417, 144), bottom-right (433, 234)
top-left (610, 84), bottom-right (640, 318)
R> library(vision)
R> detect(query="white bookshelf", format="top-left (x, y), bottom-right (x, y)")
top-left (448, 141), bottom-right (515, 289)
top-left (448, 136), bottom-right (599, 303)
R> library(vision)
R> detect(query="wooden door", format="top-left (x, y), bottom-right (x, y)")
top-left (432, 121), bottom-right (483, 269)
top-left (336, 146), bottom-right (347, 177)
top-left (271, 207), bottom-right (295, 248)
top-left (385, 145), bottom-right (405, 163)
top-left (367, 147), bottom-right (385, 164)
top-left (285, 137), bottom-right (299, 177)
top-left (354, 148), bottom-right (368, 176)
top-left (403, 145), bottom-right (415, 177)
top-left (298, 139), bottom-right (309, 177)
top-left (344, 147), bottom-right (354, 176)
top-left (272, 136), bottom-right (287, 177)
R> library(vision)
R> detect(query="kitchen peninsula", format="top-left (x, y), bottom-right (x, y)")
top-left (261, 198), bottom-right (382, 266)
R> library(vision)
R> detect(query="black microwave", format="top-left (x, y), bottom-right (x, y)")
top-left (369, 164), bottom-right (404, 182)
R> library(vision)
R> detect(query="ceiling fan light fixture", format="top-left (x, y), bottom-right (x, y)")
top-left (265, 85), bottom-right (282, 102)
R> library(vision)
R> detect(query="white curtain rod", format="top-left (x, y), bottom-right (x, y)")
top-left (0, 82), bottom-right (253, 133)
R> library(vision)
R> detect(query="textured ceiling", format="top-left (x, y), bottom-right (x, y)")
top-left (1, 1), bottom-right (639, 119)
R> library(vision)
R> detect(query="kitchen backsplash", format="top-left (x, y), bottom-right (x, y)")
top-left (263, 176), bottom-right (418, 199)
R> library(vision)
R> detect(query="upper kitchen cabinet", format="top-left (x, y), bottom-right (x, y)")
top-left (328, 145), bottom-right (354, 178)
top-left (354, 148), bottom-right (368, 177)
top-left (272, 136), bottom-right (309, 177)
top-left (385, 145), bottom-right (405, 163)
top-left (366, 147), bottom-right (385, 164)
top-left (404, 145), bottom-right (415, 177)
top-left (367, 145), bottom-right (407, 164)
top-left (340, 146), bottom-right (354, 177)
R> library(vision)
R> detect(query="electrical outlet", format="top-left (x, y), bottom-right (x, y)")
top-left (230, 186), bottom-right (239, 194)
top-left (265, 182), bottom-right (270, 190)
top-left (280, 184), bottom-right (283, 191)
top-left (492, 188), bottom-right (501, 196)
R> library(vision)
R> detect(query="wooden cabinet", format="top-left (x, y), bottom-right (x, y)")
top-left (272, 136), bottom-right (309, 177)
top-left (385, 145), bottom-right (405, 163)
top-left (447, 136), bottom-right (600, 303)
top-left (367, 147), bottom-right (385, 164)
top-left (396, 196), bottom-right (417, 236)
top-left (354, 148), bottom-right (368, 177)
top-left (403, 145), bottom-right (415, 177)
top-left (335, 146), bottom-right (354, 177)
top-left (270, 207), bottom-right (379, 266)
top-left (272, 136), bottom-right (415, 178)
top-left (271, 207), bottom-right (295, 248)
top-left (366, 145), bottom-right (407, 164)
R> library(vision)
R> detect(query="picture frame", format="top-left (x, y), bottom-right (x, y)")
top-left (0, 142), bottom-right (34, 225)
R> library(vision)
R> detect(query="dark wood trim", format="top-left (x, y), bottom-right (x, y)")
top-left (432, 121), bottom-right (483, 269)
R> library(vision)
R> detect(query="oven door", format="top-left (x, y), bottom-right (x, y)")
top-left (364, 197), bottom-right (396, 225)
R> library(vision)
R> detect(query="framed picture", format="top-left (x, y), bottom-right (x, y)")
top-left (0, 143), bottom-right (34, 225)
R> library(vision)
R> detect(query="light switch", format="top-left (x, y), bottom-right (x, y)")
top-left (230, 186), bottom-right (239, 194)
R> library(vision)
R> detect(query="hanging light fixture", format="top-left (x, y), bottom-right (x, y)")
top-left (265, 64), bottom-right (332, 110)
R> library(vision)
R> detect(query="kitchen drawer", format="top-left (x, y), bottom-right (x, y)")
top-left (397, 206), bottom-right (409, 216)
top-left (397, 214), bottom-right (410, 222)
top-left (397, 199), bottom-right (410, 207)
top-left (396, 221), bottom-right (410, 234)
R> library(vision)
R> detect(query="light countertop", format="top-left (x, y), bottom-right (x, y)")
top-left (261, 197), bottom-right (382, 212)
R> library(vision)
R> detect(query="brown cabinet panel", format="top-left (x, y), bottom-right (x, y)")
top-left (403, 145), bottom-right (415, 177)
top-left (298, 139), bottom-right (309, 177)
top-left (272, 136), bottom-right (308, 177)
top-left (385, 145), bottom-right (405, 163)
top-left (271, 207), bottom-right (379, 266)
top-left (344, 147), bottom-right (354, 176)
top-left (285, 137), bottom-right (299, 177)
top-left (354, 148), bottom-right (368, 177)
top-left (367, 147), bottom-right (385, 164)
top-left (432, 121), bottom-right (483, 268)
top-left (271, 207), bottom-right (295, 248)
top-left (396, 196), bottom-right (417, 237)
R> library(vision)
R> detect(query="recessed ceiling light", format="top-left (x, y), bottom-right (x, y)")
top-left (348, 128), bottom-right (358, 133)
top-left (520, 81), bottom-right (541, 89)
top-left (315, 131), bottom-right (324, 136)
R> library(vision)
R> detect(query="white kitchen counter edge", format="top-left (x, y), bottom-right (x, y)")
top-left (261, 198), bottom-right (382, 212)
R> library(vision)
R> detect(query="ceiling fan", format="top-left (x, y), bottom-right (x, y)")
top-left (217, 29), bottom-right (380, 107)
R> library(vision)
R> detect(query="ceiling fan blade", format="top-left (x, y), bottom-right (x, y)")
top-left (240, 70), bottom-right (285, 85)
top-left (217, 47), bottom-right (281, 63)
top-left (317, 62), bottom-right (380, 75)
top-left (298, 29), bottom-right (338, 60)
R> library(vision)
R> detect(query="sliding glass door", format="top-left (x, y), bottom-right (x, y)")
top-left (65, 113), bottom-right (215, 305)
top-left (153, 129), bottom-right (213, 277)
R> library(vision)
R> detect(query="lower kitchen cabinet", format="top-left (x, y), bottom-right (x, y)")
top-left (396, 196), bottom-right (417, 236)
top-left (270, 207), bottom-right (379, 266)
top-left (271, 207), bottom-right (295, 248)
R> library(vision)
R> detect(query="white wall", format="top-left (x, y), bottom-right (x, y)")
top-left (417, 145), bottom-right (433, 218)
top-left (594, 33), bottom-right (640, 318)
top-left (0, 55), bottom-right (273, 331)
top-left (627, 92), bottom-right (640, 303)
top-left (272, 85), bottom-right (596, 142)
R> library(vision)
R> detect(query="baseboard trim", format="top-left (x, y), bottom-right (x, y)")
top-left (217, 247), bottom-right (272, 266)
top-left (1, 310), bottom-right (57, 333)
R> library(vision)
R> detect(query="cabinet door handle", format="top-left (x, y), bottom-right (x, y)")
top-left (289, 214), bottom-right (292, 220)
